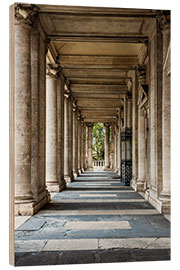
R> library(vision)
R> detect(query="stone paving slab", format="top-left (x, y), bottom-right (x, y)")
top-left (34, 209), bottom-right (159, 216)
top-left (43, 239), bottom-right (98, 251)
top-left (15, 216), bottom-right (31, 230)
top-left (15, 240), bottom-right (48, 252)
top-left (15, 249), bottom-right (170, 266)
top-left (16, 217), bottom-right (46, 231)
top-left (15, 237), bottom-right (170, 253)
top-left (50, 199), bottom-right (146, 203)
top-left (64, 220), bottom-right (131, 230)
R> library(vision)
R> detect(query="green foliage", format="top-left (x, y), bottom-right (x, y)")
top-left (92, 123), bottom-right (105, 160)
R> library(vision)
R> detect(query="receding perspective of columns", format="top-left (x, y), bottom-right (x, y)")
top-left (10, 5), bottom-right (171, 267)
top-left (87, 123), bottom-right (93, 170)
top-left (104, 123), bottom-right (110, 169)
top-left (11, 4), bottom-right (171, 222)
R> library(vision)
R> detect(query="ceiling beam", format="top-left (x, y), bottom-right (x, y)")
top-left (73, 93), bottom-right (125, 99)
top-left (59, 55), bottom-right (139, 68)
top-left (77, 99), bottom-right (122, 108)
top-left (71, 84), bottom-right (128, 91)
top-left (48, 36), bottom-right (149, 43)
top-left (69, 77), bottom-right (131, 84)
top-left (62, 68), bottom-right (128, 78)
top-left (84, 118), bottom-right (115, 123)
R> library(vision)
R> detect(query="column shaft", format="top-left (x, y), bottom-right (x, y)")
top-left (118, 110), bottom-right (122, 176)
top-left (73, 109), bottom-right (78, 177)
top-left (78, 118), bottom-right (82, 174)
top-left (137, 108), bottom-right (146, 189)
top-left (87, 124), bottom-right (93, 169)
top-left (160, 23), bottom-right (171, 207)
top-left (105, 124), bottom-right (110, 169)
top-left (64, 96), bottom-right (73, 182)
top-left (57, 76), bottom-right (66, 190)
top-left (15, 22), bottom-right (34, 206)
top-left (111, 124), bottom-right (115, 169)
top-left (46, 75), bottom-right (59, 191)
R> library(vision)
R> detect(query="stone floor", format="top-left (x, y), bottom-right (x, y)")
top-left (15, 171), bottom-right (170, 266)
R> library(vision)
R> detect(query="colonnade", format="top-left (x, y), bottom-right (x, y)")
top-left (12, 5), bottom-right (170, 216)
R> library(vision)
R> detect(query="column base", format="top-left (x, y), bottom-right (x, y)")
top-left (64, 175), bottom-right (74, 183)
top-left (85, 167), bottom-right (94, 171)
top-left (73, 171), bottom-right (78, 178)
top-left (59, 179), bottom-right (66, 191)
top-left (132, 179), bottom-right (146, 192)
top-left (157, 193), bottom-right (171, 214)
top-left (46, 183), bottom-right (61, 193)
top-left (104, 167), bottom-right (111, 171)
top-left (15, 191), bottom-right (50, 216)
top-left (78, 169), bottom-right (82, 175)
top-left (130, 177), bottom-right (137, 190)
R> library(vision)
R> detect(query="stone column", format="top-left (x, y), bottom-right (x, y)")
top-left (117, 109), bottom-right (122, 176)
top-left (57, 75), bottom-right (66, 191)
top-left (77, 114), bottom-right (82, 174)
top-left (104, 123), bottom-right (110, 169)
top-left (131, 72), bottom-right (139, 190)
top-left (81, 122), bottom-right (85, 172)
top-left (14, 6), bottom-right (37, 215)
top-left (111, 123), bottom-right (115, 169)
top-left (137, 107), bottom-right (146, 191)
top-left (134, 69), bottom-right (146, 191)
top-left (72, 105), bottom-right (78, 178)
top-left (126, 95), bottom-right (132, 166)
top-left (159, 16), bottom-right (171, 212)
top-left (114, 122), bottom-right (118, 173)
top-left (46, 64), bottom-right (60, 192)
top-left (123, 95), bottom-right (127, 129)
top-left (83, 125), bottom-right (87, 170)
top-left (64, 92), bottom-right (73, 183)
top-left (87, 123), bottom-right (93, 170)
top-left (127, 96), bottom-right (132, 129)
top-left (68, 97), bottom-right (74, 180)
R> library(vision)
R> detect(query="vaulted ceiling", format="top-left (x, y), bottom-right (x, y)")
top-left (39, 5), bottom-right (156, 123)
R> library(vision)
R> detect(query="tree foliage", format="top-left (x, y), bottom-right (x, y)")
top-left (92, 123), bottom-right (105, 160)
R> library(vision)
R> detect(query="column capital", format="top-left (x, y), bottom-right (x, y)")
top-left (46, 63), bottom-right (61, 78)
top-left (104, 122), bottom-right (111, 127)
top-left (157, 11), bottom-right (170, 32)
top-left (72, 99), bottom-right (77, 112)
top-left (86, 122), bottom-right (94, 128)
top-left (15, 3), bottom-right (39, 26)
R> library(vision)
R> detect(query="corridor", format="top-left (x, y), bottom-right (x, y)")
top-left (15, 171), bottom-right (170, 266)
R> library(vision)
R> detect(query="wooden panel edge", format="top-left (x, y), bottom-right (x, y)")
top-left (9, 3), bottom-right (15, 267)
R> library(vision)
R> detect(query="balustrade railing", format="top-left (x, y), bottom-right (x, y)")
top-left (93, 160), bottom-right (105, 167)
